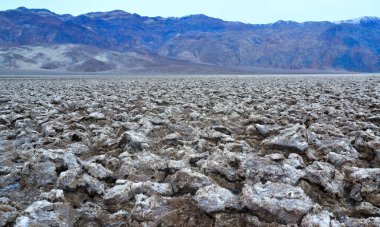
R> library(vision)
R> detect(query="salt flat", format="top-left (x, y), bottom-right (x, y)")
top-left (0, 74), bottom-right (379, 226)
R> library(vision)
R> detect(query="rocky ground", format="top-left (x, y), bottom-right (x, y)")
top-left (0, 75), bottom-right (379, 227)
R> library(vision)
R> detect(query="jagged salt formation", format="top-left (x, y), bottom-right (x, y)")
top-left (0, 75), bottom-right (379, 226)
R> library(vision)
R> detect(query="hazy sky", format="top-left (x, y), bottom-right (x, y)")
top-left (1, 0), bottom-right (379, 24)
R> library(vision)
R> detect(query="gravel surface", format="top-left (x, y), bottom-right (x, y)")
top-left (0, 74), bottom-right (379, 226)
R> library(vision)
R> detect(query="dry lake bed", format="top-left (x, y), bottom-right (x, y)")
top-left (0, 74), bottom-right (379, 226)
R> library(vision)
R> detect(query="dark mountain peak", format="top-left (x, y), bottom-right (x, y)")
top-left (180, 14), bottom-right (222, 22)
top-left (358, 16), bottom-right (380, 27)
top-left (269, 20), bottom-right (300, 27)
top-left (6, 7), bottom-right (73, 20)
top-left (11, 7), bottom-right (55, 15)
top-left (183, 14), bottom-right (210, 19)
top-left (82, 10), bottom-right (134, 20)
top-left (14, 7), bottom-right (29, 11)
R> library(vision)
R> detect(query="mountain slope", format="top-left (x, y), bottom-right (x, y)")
top-left (0, 7), bottom-right (379, 72)
top-left (0, 45), bottom-right (151, 72)
top-left (1, 44), bottom-right (262, 74)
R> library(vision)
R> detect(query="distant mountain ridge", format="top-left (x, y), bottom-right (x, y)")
top-left (0, 7), bottom-right (379, 73)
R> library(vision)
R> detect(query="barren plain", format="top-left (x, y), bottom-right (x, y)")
top-left (0, 74), bottom-right (379, 226)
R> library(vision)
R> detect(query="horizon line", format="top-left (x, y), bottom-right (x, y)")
top-left (4, 6), bottom-right (380, 26)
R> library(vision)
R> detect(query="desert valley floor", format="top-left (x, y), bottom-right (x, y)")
top-left (0, 74), bottom-right (379, 226)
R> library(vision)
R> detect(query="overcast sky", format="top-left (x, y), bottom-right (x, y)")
top-left (1, 0), bottom-right (379, 24)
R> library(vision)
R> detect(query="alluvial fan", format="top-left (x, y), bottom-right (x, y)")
top-left (0, 75), bottom-right (379, 226)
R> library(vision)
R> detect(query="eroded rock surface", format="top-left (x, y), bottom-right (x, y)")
top-left (0, 75), bottom-right (379, 226)
top-left (242, 182), bottom-right (313, 224)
